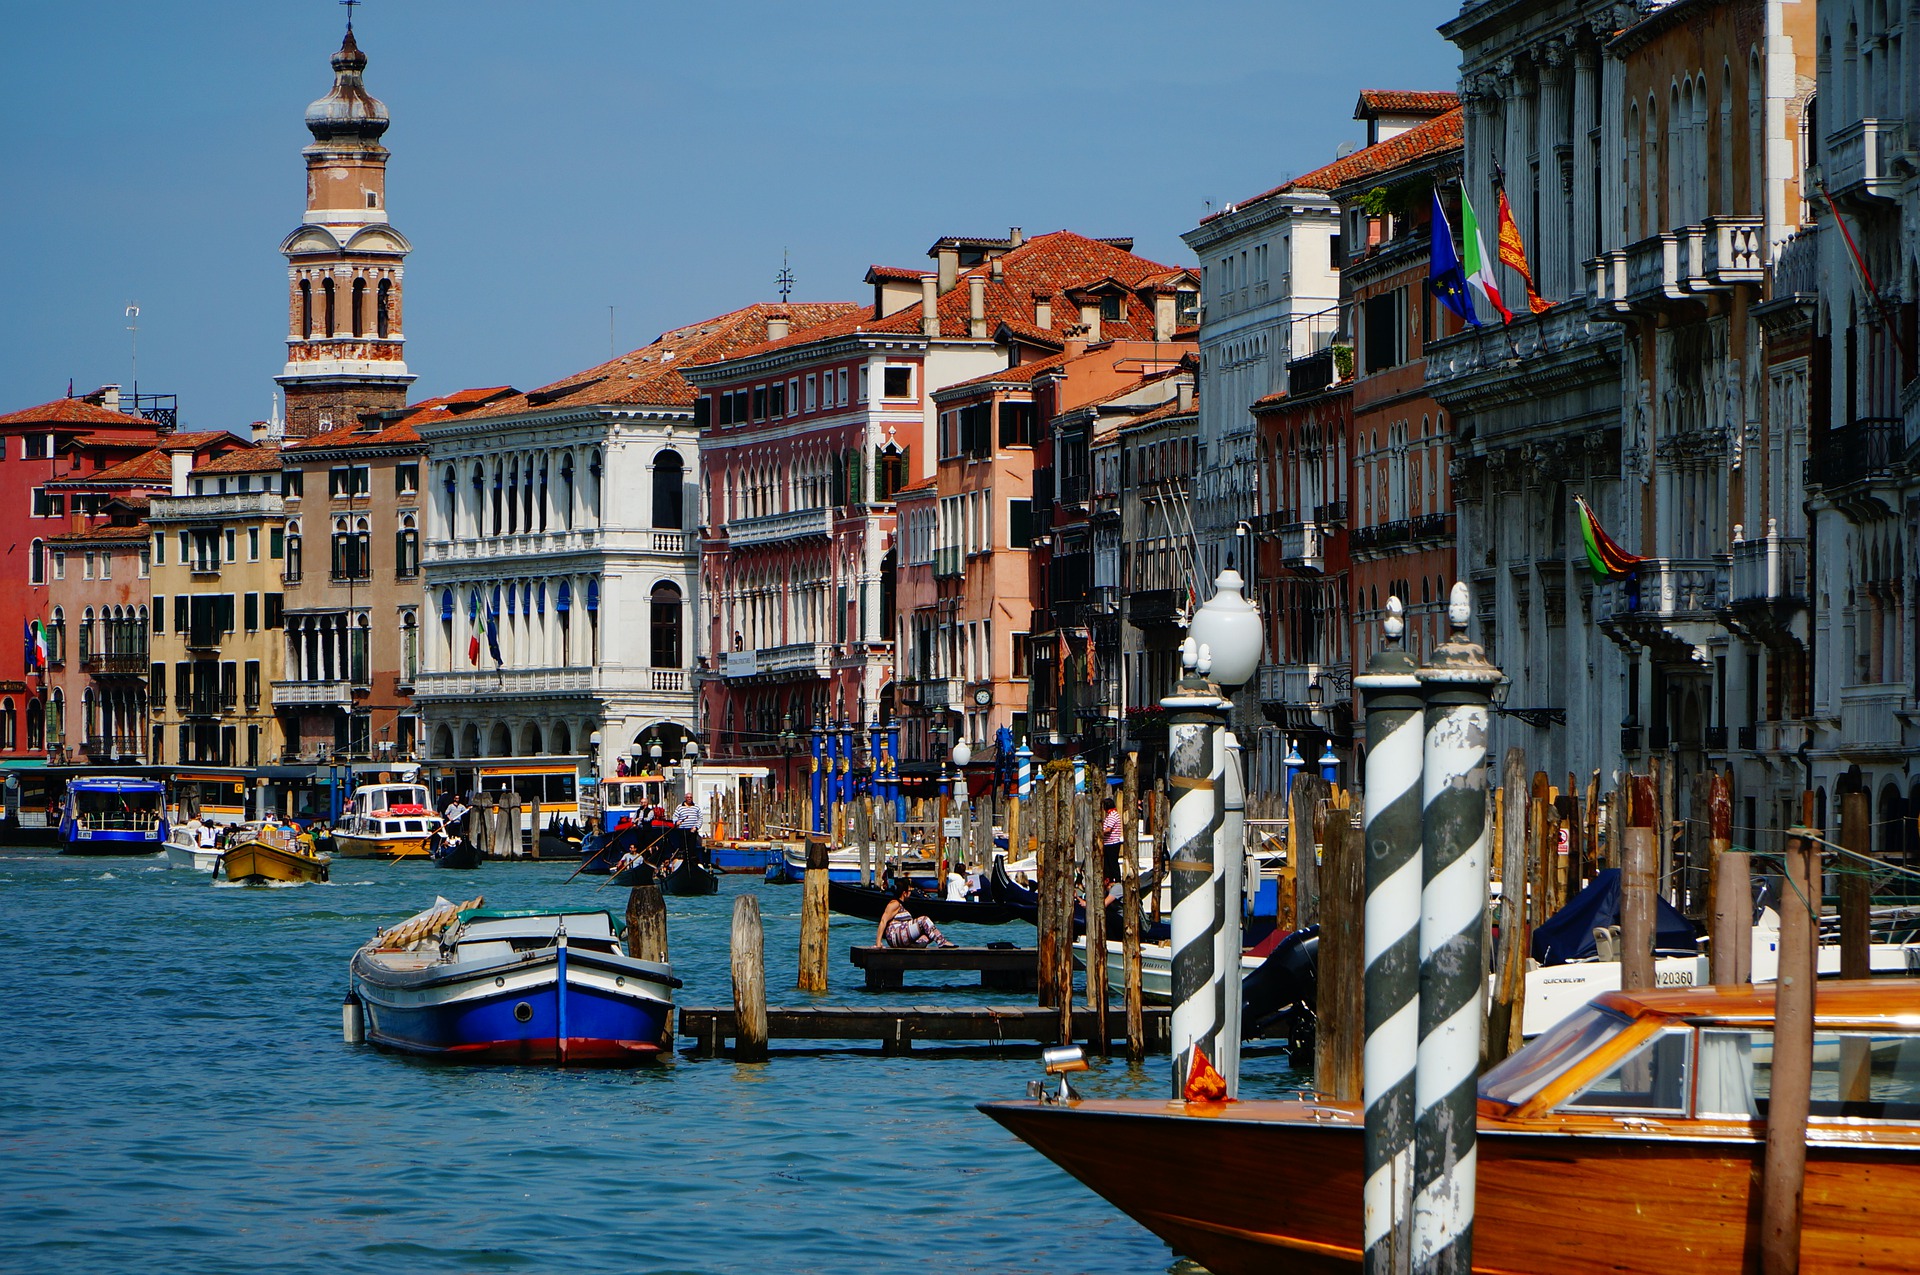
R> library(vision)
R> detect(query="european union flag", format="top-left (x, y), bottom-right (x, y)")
top-left (1429, 188), bottom-right (1481, 328)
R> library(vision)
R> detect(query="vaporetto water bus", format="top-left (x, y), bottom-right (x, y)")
top-left (59, 777), bottom-right (168, 855)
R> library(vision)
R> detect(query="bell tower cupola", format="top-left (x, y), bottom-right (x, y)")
top-left (276, 21), bottom-right (414, 438)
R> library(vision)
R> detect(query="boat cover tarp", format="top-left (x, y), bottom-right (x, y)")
top-left (1530, 868), bottom-right (1700, 964)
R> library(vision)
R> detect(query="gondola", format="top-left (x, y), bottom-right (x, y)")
top-left (989, 858), bottom-right (1172, 942)
top-left (429, 832), bottom-right (482, 870)
top-left (659, 855), bottom-right (720, 896)
top-left (827, 880), bottom-right (1026, 925)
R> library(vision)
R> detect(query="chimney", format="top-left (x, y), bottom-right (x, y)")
top-left (170, 451), bottom-right (191, 497)
top-left (1064, 333), bottom-right (1089, 360)
top-left (766, 313), bottom-right (791, 341)
top-left (920, 275), bottom-right (940, 337)
top-left (250, 420), bottom-right (270, 444)
top-left (990, 258), bottom-right (1003, 283)
top-left (937, 246), bottom-right (960, 294)
top-left (1079, 303), bottom-right (1101, 344)
top-left (98, 384), bottom-right (121, 413)
top-left (1010, 226), bottom-right (1024, 247)
top-left (968, 275), bottom-right (988, 339)
top-left (1154, 293), bottom-right (1177, 342)
top-left (1033, 293), bottom-right (1052, 329)
top-left (1176, 379), bottom-right (1194, 414)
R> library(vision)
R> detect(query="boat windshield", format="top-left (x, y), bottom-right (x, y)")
top-left (72, 789), bottom-right (165, 830)
top-left (1480, 1004), bottom-right (1632, 1107)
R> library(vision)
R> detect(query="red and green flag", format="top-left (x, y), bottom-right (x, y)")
top-left (1575, 496), bottom-right (1644, 580)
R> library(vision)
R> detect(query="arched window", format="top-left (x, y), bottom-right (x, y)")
top-left (376, 278), bottom-right (391, 339)
top-left (351, 276), bottom-right (366, 338)
top-left (48, 688), bottom-right (63, 746)
top-left (489, 722), bottom-right (512, 756)
top-left (462, 723), bottom-right (480, 758)
top-left (433, 725), bottom-right (453, 760)
top-left (81, 688), bottom-right (96, 741)
top-left (471, 464), bottom-right (486, 535)
top-left (521, 455), bottom-right (535, 530)
top-left (588, 451), bottom-right (603, 523)
top-left (29, 539), bottom-right (43, 586)
top-left (136, 606), bottom-right (149, 656)
top-left (550, 721), bottom-right (571, 755)
top-left (396, 513), bottom-right (419, 579)
top-left (559, 453), bottom-right (576, 530)
top-left (285, 521), bottom-right (303, 582)
top-left (323, 276), bottom-right (336, 336)
top-left (402, 610), bottom-right (419, 684)
top-left (650, 582), bottom-right (683, 668)
top-left (520, 721), bottom-right (544, 756)
top-left (555, 580), bottom-right (572, 666)
top-left (491, 463), bottom-right (504, 536)
top-left (350, 615), bottom-right (370, 686)
top-left (50, 606), bottom-right (64, 665)
top-left (300, 279), bottom-right (313, 340)
top-left (25, 698), bottom-right (42, 751)
top-left (652, 450), bottom-right (685, 529)
top-left (1, 698), bottom-right (15, 751)
top-left (507, 458), bottom-right (520, 535)
top-left (537, 458), bottom-right (550, 532)
top-left (79, 608), bottom-right (94, 663)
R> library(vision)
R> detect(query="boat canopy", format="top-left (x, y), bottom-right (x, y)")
top-left (68, 778), bottom-right (166, 794)
top-left (1531, 869), bottom-right (1701, 964)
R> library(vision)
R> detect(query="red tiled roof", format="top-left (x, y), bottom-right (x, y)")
top-left (71, 448), bottom-right (173, 486)
top-left (693, 232), bottom-right (1185, 368)
top-left (0, 396), bottom-right (157, 429)
top-left (1355, 90), bottom-right (1459, 118)
top-left (288, 387), bottom-right (518, 451)
top-left (937, 352), bottom-right (1075, 395)
top-left (893, 476), bottom-right (937, 495)
top-left (464, 304), bottom-right (862, 419)
top-left (1121, 396), bottom-right (1198, 431)
top-left (1205, 102), bottom-right (1464, 222)
top-left (865, 265), bottom-right (925, 282)
top-left (51, 521), bottom-right (149, 545)
top-left (193, 444), bottom-right (281, 475)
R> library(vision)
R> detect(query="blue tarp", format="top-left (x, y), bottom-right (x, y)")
top-left (1530, 868), bottom-right (1701, 964)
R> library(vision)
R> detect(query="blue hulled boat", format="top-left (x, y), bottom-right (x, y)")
top-left (59, 777), bottom-right (169, 855)
top-left (349, 905), bottom-right (678, 1064)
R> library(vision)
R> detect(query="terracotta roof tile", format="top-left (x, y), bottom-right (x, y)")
top-left (693, 232), bottom-right (1185, 369)
top-left (1355, 89), bottom-right (1458, 118)
top-left (1121, 396), bottom-right (1198, 431)
top-left (865, 265), bottom-right (925, 282)
top-left (936, 352), bottom-right (1075, 395)
top-left (193, 444), bottom-right (281, 475)
top-left (465, 304), bottom-right (862, 419)
top-left (0, 396), bottom-right (158, 429)
top-left (1206, 103), bottom-right (1464, 222)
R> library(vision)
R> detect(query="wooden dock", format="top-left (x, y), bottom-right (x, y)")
top-left (676, 1004), bottom-right (1173, 1056)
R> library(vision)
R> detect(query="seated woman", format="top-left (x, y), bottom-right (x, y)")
top-left (875, 880), bottom-right (956, 949)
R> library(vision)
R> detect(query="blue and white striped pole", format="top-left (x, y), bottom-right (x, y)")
top-left (1357, 598), bottom-right (1423, 1275)
top-left (1166, 637), bottom-right (1229, 1099)
top-left (1015, 743), bottom-right (1033, 800)
top-left (1412, 584), bottom-right (1499, 1275)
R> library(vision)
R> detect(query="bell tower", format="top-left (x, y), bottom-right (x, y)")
top-left (276, 22), bottom-right (414, 438)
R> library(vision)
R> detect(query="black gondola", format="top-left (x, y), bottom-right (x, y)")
top-left (659, 856), bottom-right (720, 895)
top-left (826, 881), bottom-right (1026, 925)
top-left (429, 833), bottom-right (482, 869)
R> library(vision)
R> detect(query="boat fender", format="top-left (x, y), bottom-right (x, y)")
top-left (342, 990), bottom-right (365, 1045)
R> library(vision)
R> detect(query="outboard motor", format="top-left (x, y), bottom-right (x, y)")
top-left (1241, 924), bottom-right (1320, 1058)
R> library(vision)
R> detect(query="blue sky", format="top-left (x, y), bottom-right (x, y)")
top-left (2, 2), bottom-right (1461, 432)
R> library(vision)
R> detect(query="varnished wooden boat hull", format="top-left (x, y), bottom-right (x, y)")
top-left (333, 833), bottom-right (432, 860)
top-left (220, 842), bottom-right (331, 884)
top-left (979, 1098), bottom-right (1920, 1275)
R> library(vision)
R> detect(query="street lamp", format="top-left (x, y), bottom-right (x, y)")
top-left (1187, 566), bottom-right (1262, 690)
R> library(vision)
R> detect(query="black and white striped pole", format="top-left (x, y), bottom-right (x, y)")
top-left (1357, 597), bottom-right (1423, 1275)
top-left (1165, 635), bottom-right (1228, 1099)
top-left (1173, 565), bottom-right (1264, 1100)
top-left (1411, 583), bottom-right (1500, 1275)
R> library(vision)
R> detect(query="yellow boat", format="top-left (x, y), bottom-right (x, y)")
top-left (219, 825), bottom-right (331, 885)
top-left (331, 782), bottom-right (444, 859)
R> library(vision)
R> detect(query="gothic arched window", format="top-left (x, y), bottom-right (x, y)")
top-left (300, 279), bottom-right (313, 340)
top-left (351, 277), bottom-right (366, 338)
top-left (376, 278), bottom-right (391, 339)
top-left (652, 450), bottom-right (684, 530)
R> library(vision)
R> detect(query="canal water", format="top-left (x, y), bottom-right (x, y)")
top-left (0, 849), bottom-right (1305, 1274)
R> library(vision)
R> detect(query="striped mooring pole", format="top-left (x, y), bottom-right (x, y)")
top-left (1411, 584), bottom-right (1500, 1274)
top-left (1212, 726), bottom-right (1247, 1091)
top-left (1357, 597), bottom-right (1424, 1275)
top-left (1165, 637), bottom-right (1230, 1099)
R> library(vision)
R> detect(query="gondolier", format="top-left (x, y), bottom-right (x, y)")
top-left (672, 794), bottom-right (702, 833)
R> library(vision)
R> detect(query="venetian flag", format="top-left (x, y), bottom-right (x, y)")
top-left (1497, 189), bottom-right (1552, 315)
top-left (1459, 191), bottom-right (1512, 325)
top-left (1575, 496), bottom-right (1645, 581)
top-left (466, 591), bottom-right (483, 666)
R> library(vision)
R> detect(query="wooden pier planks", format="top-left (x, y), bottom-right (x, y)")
top-left (677, 1004), bottom-right (1173, 1056)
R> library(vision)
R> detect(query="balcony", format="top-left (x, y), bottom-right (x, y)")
top-left (1728, 527), bottom-right (1807, 607)
top-left (1277, 521), bottom-right (1327, 571)
top-left (1127, 588), bottom-right (1186, 631)
top-left (724, 507), bottom-right (832, 549)
top-left (1257, 661), bottom-right (1350, 730)
top-left (721, 642), bottom-right (832, 682)
top-left (1591, 219), bottom-right (1765, 314)
top-left (650, 668), bottom-right (686, 693)
top-left (1595, 557), bottom-right (1728, 655)
top-left (651, 531), bottom-right (687, 555)
top-left (1809, 418), bottom-right (1902, 492)
top-left (1704, 724), bottom-right (1728, 751)
top-left (935, 545), bottom-right (962, 578)
top-left (271, 680), bottom-right (354, 708)
top-left (923, 678), bottom-right (962, 711)
top-left (182, 694), bottom-right (238, 718)
top-left (411, 668), bottom-right (603, 699)
top-left (1411, 511), bottom-right (1451, 541)
top-left (185, 629), bottom-right (223, 653)
top-left (1736, 724), bottom-right (1758, 752)
top-left (146, 491), bottom-right (283, 523)
top-left (1314, 500), bottom-right (1347, 525)
top-left (83, 651), bottom-right (150, 676)
top-left (1839, 684), bottom-right (1909, 758)
top-left (1824, 118), bottom-right (1908, 203)
top-left (81, 735), bottom-right (143, 760)
top-left (1427, 302), bottom-right (1608, 389)
top-left (423, 528), bottom-right (606, 562)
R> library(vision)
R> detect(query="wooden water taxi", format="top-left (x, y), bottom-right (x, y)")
top-left (982, 981), bottom-right (1920, 1274)
top-left (332, 782), bottom-right (443, 859)
top-left (219, 825), bottom-right (330, 885)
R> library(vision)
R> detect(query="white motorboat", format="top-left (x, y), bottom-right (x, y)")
top-left (164, 828), bottom-right (221, 872)
top-left (1075, 937), bottom-right (1266, 1004)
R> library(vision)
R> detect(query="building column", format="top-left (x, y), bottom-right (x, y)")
top-left (1572, 41), bottom-right (1599, 287)
top-left (1537, 40), bottom-right (1570, 302)
top-left (1505, 60), bottom-right (1536, 311)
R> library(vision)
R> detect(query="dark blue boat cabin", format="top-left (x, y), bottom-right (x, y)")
top-left (61, 777), bottom-right (169, 855)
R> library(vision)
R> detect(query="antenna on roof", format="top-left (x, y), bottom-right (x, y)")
top-left (124, 303), bottom-right (140, 398)
top-left (776, 250), bottom-right (794, 304)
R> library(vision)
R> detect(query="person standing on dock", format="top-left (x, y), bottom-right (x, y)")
top-left (1101, 797), bottom-right (1124, 882)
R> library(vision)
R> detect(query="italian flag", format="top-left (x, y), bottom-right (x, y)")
top-left (1459, 191), bottom-right (1512, 325)
top-left (29, 620), bottom-right (47, 671)
top-left (1575, 496), bottom-right (1645, 580)
top-left (466, 591), bottom-right (483, 666)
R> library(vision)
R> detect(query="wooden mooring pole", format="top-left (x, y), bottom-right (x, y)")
top-left (731, 893), bottom-right (769, 1062)
top-left (1620, 774), bottom-right (1658, 991)
top-left (798, 837), bottom-right (829, 993)
top-left (1708, 771), bottom-right (1750, 985)
top-left (625, 884), bottom-right (668, 962)
top-left (1315, 803), bottom-right (1362, 1101)
top-left (1763, 802), bottom-right (1818, 1275)
top-left (1487, 747), bottom-right (1529, 1064)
